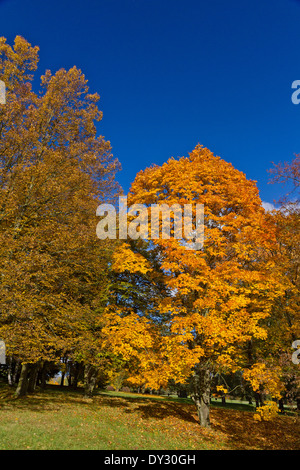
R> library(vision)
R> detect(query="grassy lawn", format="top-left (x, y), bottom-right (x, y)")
top-left (0, 383), bottom-right (299, 450)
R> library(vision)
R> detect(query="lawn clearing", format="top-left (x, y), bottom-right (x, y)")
top-left (0, 384), bottom-right (299, 450)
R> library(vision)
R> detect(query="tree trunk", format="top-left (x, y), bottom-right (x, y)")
top-left (83, 364), bottom-right (97, 398)
top-left (27, 363), bottom-right (39, 393)
top-left (7, 356), bottom-right (14, 386)
top-left (60, 371), bottom-right (65, 387)
top-left (67, 365), bottom-right (72, 388)
top-left (278, 398), bottom-right (285, 414)
top-left (15, 363), bottom-right (30, 397)
top-left (254, 391), bottom-right (264, 408)
top-left (71, 362), bottom-right (82, 389)
top-left (11, 359), bottom-right (21, 385)
top-left (191, 365), bottom-right (211, 427)
top-left (38, 361), bottom-right (48, 390)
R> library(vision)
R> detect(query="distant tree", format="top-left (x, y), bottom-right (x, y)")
top-left (269, 153), bottom-right (300, 202)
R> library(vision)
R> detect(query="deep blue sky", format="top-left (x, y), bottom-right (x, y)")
top-left (1, 0), bottom-right (300, 207)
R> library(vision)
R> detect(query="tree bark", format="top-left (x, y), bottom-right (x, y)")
top-left (278, 398), bottom-right (285, 414)
top-left (60, 371), bottom-right (65, 387)
top-left (27, 362), bottom-right (39, 393)
top-left (67, 364), bottom-right (72, 388)
top-left (191, 364), bottom-right (211, 427)
top-left (13, 359), bottom-right (21, 384)
top-left (7, 356), bottom-right (14, 386)
top-left (38, 361), bottom-right (48, 389)
top-left (71, 362), bottom-right (82, 389)
top-left (15, 363), bottom-right (30, 397)
top-left (83, 364), bottom-right (97, 398)
top-left (8, 358), bottom-right (21, 386)
top-left (254, 391), bottom-right (265, 408)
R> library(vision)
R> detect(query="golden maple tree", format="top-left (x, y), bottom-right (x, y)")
top-left (110, 145), bottom-right (286, 426)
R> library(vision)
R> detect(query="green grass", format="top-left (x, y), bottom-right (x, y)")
top-left (0, 384), bottom-right (299, 450)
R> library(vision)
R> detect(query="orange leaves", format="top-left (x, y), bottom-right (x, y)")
top-left (243, 363), bottom-right (284, 400)
top-left (159, 336), bottom-right (203, 384)
top-left (253, 401), bottom-right (279, 422)
top-left (0, 36), bottom-right (39, 87)
top-left (101, 307), bottom-right (168, 388)
top-left (102, 308), bottom-right (154, 357)
top-left (111, 243), bottom-right (151, 275)
top-left (216, 385), bottom-right (228, 395)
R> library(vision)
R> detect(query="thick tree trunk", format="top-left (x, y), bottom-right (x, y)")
top-left (8, 358), bottom-right (21, 386)
top-left (13, 359), bottom-right (21, 385)
top-left (83, 364), bottom-right (97, 398)
top-left (60, 371), bottom-right (65, 387)
top-left (38, 361), bottom-right (48, 390)
top-left (27, 363), bottom-right (40, 393)
top-left (15, 363), bottom-right (30, 397)
top-left (71, 362), bottom-right (82, 389)
top-left (191, 365), bottom-right (211, 427)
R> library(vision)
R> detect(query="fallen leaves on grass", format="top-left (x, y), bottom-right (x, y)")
top-left (0, 385), bottom-right (299, 450)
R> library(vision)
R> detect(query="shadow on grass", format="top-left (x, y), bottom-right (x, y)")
top-left (0, 383), bottom-right (253, 422)
top-left (0, 383), bottom-right (96, 411)
top-left (1, 383), bottom-right (299, 450)
top-left (95, 393), bottom-right (198, 424)
top-left (210, 407), bottom-right (300, 450)
top-left (0, 383), bottom-right (199, 427)
top-left (96, 391), bottom-right (300, 450)
top-left (99, 390), bottom-right (255, 412)
top-left (96, 391), bottom-right (255, 424)
top-left (123, 400), bottom-right (197, 424)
